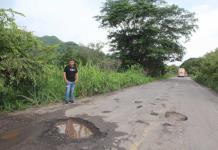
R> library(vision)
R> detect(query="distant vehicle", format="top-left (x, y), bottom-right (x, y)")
top-left (178, 68), bottom-right (187, 77)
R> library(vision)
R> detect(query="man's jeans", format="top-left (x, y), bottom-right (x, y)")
top-left (65, 82), bottom-right (75, 102)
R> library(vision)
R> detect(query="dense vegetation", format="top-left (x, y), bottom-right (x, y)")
top-left (96, 0), bottom-right (198, 76)
top-left (181, 48), bottom-right (218, 92)
top-left (0, 9), bottom-right (154, 112)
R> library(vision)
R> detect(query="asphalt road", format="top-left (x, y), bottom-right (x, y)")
top-left (0, 77), bottom-right (218, 150)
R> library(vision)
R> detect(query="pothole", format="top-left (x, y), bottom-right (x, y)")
top-left (101, 111), bottom-right (111, 113)
top-left (135, 120), bottom-right (150, 126)
top-left (150, 103), bottom-right (156, 105)
top-left (161, 104), bottom-right (166, 108)
top-left (162, 123), bottom-right (173, 127)
top-left (137, 105), bottom-right (143, 109)
top-left (155, 98), bottom-right (160, 101)
top-left (113, 98), bottom-right (120, 102)
top-left (55, 117), bottom-right (105, 140)
top-left (155, 98), bottom-right (167, 101)
top-left (165, 111), bottom-right (188, 121)
top-left (150, 112), bottom-right (159, 116)
top-left (134, 101), bottom-right (142, 104)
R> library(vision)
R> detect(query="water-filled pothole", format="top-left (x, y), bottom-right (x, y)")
top-left (55, 117), bottom-right (105, 140)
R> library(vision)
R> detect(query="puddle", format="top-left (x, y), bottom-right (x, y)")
top-left (56, 119), bottom-right (93, 139)
top-left (165, 111), bottom-right (188, 121)
top-left (0, 128), bottom-right (21, 140)
top-left (55, 118), bottom-right (104, 140)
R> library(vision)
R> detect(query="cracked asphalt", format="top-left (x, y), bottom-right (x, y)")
top-left (0, 77), bottom-right (218, 150)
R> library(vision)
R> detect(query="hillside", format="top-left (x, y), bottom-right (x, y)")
top-left (38, 35), bottom-right (63, 45)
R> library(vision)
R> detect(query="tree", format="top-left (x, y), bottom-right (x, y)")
top-left (197, 49), bottom-right (218, 86)
top-left (0, 9), bottom-right (41, 100)
top-left (96, 0), bottom-right (198, 76)
top-left (181, 58), bottom-right (202, 76)
top-left (87, 42), bottom-right (105, 52)
top-left (187, 48), bottom-right (218, 91)
top-left (165, 65), bottom-right (178, 75)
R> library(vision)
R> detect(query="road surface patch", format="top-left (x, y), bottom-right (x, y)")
top-left (129, 123), bottom-right (158, 150)
top-left (0, 128), bottom-right (22, 140)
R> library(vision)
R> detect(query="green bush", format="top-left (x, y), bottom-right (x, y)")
top-left (182, 48), bottom-right (218, 92)
top-left (165, 65), bottom-right (179, 76)
top-left (181, 58), bottom-right (203, 77)
top-left (194, 49), bottom-right (218, 91)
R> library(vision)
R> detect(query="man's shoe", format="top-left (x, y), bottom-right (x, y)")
top-left (69, 100), bottom-right (74, 103)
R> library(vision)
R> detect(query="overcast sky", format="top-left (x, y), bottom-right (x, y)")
top-left (1, 0), bottom-right (218, 64)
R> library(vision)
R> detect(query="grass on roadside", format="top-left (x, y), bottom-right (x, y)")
top-left (1, 65), bottom-right (154, 112)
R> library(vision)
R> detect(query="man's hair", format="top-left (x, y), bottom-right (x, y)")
top-left (68, 58), bottom-right (75, 62)
top-left (68, 58), bottom-right (78, 68)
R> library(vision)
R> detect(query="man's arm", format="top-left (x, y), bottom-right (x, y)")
top-left (64, 72), bottom-right (68, 84)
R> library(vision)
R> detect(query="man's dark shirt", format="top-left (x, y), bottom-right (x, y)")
top-left (64, 65), bottom-right (78, 82)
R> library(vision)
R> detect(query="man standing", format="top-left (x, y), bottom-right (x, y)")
top-left (64, 59), bottom-right (78, 103)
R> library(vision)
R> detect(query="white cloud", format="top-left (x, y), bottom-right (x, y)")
top-left (13, 0), bottom-right (108, 46)
top-left (169, 4), bottom-right (218, 65)
top-left (183, 4), bottom-right (218, 61)
top-left (3, 1), bottom-right (218, 61)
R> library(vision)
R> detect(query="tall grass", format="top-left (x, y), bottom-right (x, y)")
top-left (1, 65), bottom-right (153, 112)
top-left (75, 65), bottom-right (153, 96)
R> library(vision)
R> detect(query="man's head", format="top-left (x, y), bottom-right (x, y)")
top-left (68, 59), bottom-right (75, 67)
